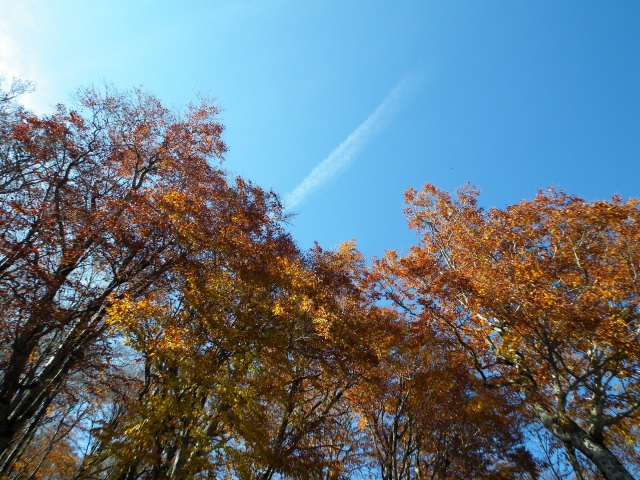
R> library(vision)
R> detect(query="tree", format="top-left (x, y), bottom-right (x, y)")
top-left (223, 243), bottom-right (380, 480)
top-left (0, 82), bottom-right (229, 472)
top-left (90, 240), bottom-right (382, 480)
top-left (374, 184), bottom-right (640, 480)
top-left (350, 313), bottom-right (536, 479)
top-left (74, 175), bottom-right (299, 479)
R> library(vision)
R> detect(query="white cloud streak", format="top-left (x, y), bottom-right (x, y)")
top-left (284, 69), bottom-right (426, 210)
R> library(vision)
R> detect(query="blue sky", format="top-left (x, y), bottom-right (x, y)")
top-left (2, 1), bottom-right (639, 258)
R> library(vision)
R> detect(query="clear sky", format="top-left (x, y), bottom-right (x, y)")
top-left (2, 0), bottom-right (639, 258)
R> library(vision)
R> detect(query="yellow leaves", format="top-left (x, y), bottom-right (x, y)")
top-left (106, 293), bottom-right (194, 357)
top-left (161, 189), bottom-right (189, 209)
top-left (272, 301), bottom-right (285, 317)
top-left (620, 429), bottom-right (637, 447)
top-left (313, 314), bottom-right (332, 339)
top-left (122, 421), bottom-right (144, 438)
top-left (106, 294), bottom-right (161, 330)
top-left (162, 324), bottom-right (189, 352)
top-left (356, 415), bottom-right (368, 431)
top-left (465, 392), bottom-right (499, 416)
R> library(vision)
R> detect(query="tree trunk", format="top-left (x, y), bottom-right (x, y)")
top-left (533, 405), bottom-right (634, 480)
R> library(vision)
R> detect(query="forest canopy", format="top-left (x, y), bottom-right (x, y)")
top-left (0, 80), bottom-right (638, 479)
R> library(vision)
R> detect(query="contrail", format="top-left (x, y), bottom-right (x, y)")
top-left (284, 69), bottom-right (426, 210)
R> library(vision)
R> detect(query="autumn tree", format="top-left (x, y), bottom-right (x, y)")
top-left (0, 82), bottom-right (229, 473)
top-left (87, 239), bottom-right (382, 480)
top-left (349, 310), bottom-right (537, 479)
top-left (73, 174), bottom-right (298, 479)
top-left (374, 184), bottom-right (640, 480)
top-left (223, 243), bottom-right (380, 480)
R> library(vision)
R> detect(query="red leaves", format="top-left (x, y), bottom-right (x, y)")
top-left (0, 84), bottom-right (230, 473)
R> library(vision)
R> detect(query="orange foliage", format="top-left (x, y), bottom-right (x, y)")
top-left (374, 184), bottom-right (640, 479)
